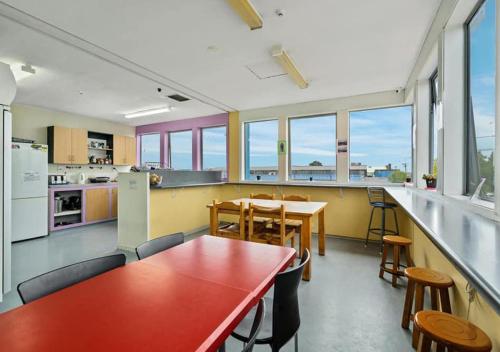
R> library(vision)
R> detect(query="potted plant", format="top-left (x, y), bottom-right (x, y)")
top-left (422, 174), bottom-right (437, 189)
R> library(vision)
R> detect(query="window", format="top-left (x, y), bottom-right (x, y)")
top-left (466, 0), bottom-right (496, 202)
top-left (289, 114), bottom-right (336, 181)
top-left (202, 126), bottom-right (227, 179)
top-left (169, 130), bottom-right (193, 170)
top-left (244, 120), bottom-right (279, 181)
top-left (429, 70), bottom-right (439, 174)
top-left (350, 106), bottom-right (413, 183)
top-left (140, 133), bottom-right (161, 168)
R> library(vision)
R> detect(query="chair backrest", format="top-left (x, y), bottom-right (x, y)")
top-left (136, 233), bottom-right (184, 260)
top-left (367, 187), bottom-right (385, 204)
top-left (213, 200), bottom-right (245, 239)
top-left (271, 249), bottom-right (310, 351)
top-left (242, 298), bottom-right (266, 352)
top-left (282, 194), bottom-right (310, 202)
top-left (250, 193), bottom-right (275, 200)
top-left (248, 203), bottom-right (285, 241)
top-left (17, 254), bottom-right (126, 304)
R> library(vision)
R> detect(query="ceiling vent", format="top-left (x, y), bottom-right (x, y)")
top-left (167, 94), bottom-right (190, 102)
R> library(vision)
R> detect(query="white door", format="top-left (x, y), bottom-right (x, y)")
top-left (12, 144), bottom-right (48, 199)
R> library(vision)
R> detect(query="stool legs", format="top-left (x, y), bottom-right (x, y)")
top-left (439, 288), bottom-right (452, 313)
top-left (412, 283), bottom-right (426, 348)
top-left (392, 244), bottom-right (400, 287)
top-left (365, 207), bottom-right (375, 247)
top-left (417, 333), bottom-right (433, 352)
top-left (380, 208), bottom-right (386, 253)
top-left (379, 245), bottom-right (388, 278)
top-left (401, 279), bottom-right (415, 328)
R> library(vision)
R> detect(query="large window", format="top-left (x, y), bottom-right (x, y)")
top-left (140, 133), bottom-right (161, 168)
top-left (169, 130), bottom-right (193, 170)
top-left (429, 70), bottom-right (439, 174)
top-left (350, 106), bottom-right (413, 183)
top-left (289, 114), bottom-right (336, 181)
top-left (244, 120), bottom-right (279, 181)
top-left (202, 126), bottom-right (227, 179)
top-left (466, 0), bottom-right (496, 202)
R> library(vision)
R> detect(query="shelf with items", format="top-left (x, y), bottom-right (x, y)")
top-left (54, 209), bottom-right (81, 217)
top-left (52, 189), bottom-right (83, 229)
top-left (88, 131), bottom-right (114, 165)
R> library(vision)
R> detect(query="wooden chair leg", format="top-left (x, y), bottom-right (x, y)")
top-left (416, 333), bottom-right (432, 352)
top-left (412, 284), bottom-right (425, 348)
top-left (430, 287), bottom-right (439, 310)
top-left (405, 245), bottom-right (414, 267)
top-left (439, 288), bottom-right (452, 314)
top-left (401, 279), bottom-right (415, 329)
top-left (392, 244), bottom-right (400, 287)
top-left (379, 244), bottom-right (388, 279)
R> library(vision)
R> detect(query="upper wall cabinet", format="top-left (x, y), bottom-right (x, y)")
top-left (47, 126), bottom-right (88, 164)
top-left (113, 135), bottom-right (136, 166)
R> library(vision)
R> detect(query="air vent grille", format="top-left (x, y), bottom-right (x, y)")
top-left (168, 94), bottom-right (190, 102)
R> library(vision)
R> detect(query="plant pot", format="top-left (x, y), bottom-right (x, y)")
top-left (426, 179), bottom-right (436, 189)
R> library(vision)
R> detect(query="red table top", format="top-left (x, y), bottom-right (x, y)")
top-left (0, 236), bottom-right (295, 352)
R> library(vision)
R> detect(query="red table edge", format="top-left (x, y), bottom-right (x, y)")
top-left (199, 247), bottom-right (297, 352)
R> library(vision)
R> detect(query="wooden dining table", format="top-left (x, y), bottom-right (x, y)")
top-left (208, 198), bottom-right (328, 281)
top-left (0, 236), bottom-right (295, 352)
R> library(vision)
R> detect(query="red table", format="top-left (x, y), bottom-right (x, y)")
top-left (0, 236), bottom-right (295, 352)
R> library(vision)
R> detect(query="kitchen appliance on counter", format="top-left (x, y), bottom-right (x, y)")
top-left (49, 174), bottom-right (68, 185)
top-left (12, 143), bottom-right (48, 242)
top-left (88, 176), bottom-right (110, 183)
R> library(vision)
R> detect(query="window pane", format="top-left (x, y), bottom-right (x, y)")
top-left (350, 106), bottom-right (412, 183)
top-left (244, 120), bottom-right (279, 181)
top-left (202, 126), bottom-right (227, 179)
top-left (430, 72), bottom-right (439, 174)
top-left (289, 115), bottom-right (336, 181)
top-left (140, 134), bottom-right (160, 168)
top-left (169, 130), bottom-right (192, 170)
top-left (466, 0), bottom-right (496, 201)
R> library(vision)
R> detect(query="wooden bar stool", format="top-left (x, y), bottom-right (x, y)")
top-left (401, 267), bottom-right (454, 349)
top-left (379, 235), bottom-right (414, 287)
top-left (414, 311), bottom-right (492, 352)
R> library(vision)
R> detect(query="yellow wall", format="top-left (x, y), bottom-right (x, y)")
top-left (409, 223), bottom-right (500, 350)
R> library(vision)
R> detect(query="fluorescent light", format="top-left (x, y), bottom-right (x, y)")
top-left (10, 63), bottom-right (36, 81)
top-left (272, 46), bottom-right (308, 89)
top-left (226, 0), bottom-right (263, 30)
top-left (125, 106), bottom-right (171, 119)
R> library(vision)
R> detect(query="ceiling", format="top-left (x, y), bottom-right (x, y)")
top-left (0, 0), bottom-right (441, 125)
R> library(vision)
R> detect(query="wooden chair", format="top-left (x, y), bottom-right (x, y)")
top-left (212, 200), bottom-right (246, 241)
top-left (275, 194), bottom-right (311, 254)
top-left (414, 311), bottom-right (492, 352)
top-left (248, 193), bottom-right (275, 226)
top-left (248, 203), bottom-right (295, 251)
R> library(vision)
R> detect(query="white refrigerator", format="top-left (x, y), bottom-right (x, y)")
top-left (11, 143), bottom-right (48, 242)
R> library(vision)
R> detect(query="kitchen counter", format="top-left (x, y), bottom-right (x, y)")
top-left (49, 182), bottom-right (117, 189)
top-left (384, 187), bottom-right (500, 313)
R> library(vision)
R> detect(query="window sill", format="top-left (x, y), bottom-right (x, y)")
top-left (447, 194), bottom-right (497, 220)
top-left (234, 180), bottom-right (407, 188)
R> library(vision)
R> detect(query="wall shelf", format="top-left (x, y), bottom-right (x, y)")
top-left (54, 210), bottom-right (81, 217)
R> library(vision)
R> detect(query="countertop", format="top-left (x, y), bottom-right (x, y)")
top-left (49, 182), bottom-right (118, 189)
top-left (226, 181), bottom-right (407, 189)
top-left (384, 187), bottom-right (500, 313)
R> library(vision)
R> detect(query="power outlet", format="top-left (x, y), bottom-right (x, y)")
top-left (466, 283), bottom-right (477, 303)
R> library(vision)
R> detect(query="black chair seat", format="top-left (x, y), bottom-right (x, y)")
top-left (232, 296), bottom-right (273, 345)
top-left (369, 201), bottom-right (397, 208)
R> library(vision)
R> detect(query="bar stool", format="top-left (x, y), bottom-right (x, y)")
top-left (401, 267), bottom-right (454, 348)
top-left (414, 311), bottom-right (492, 352)
top-left (379, 235), bottom-right (414, 287)
top-left (365, 187), bottom-right (399, 252)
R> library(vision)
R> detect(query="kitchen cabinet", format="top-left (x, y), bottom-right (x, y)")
top-left (48, 126), bottom-right (88, 164)
top-left (85, 188), bottom-right (109, 222)
top-left (111, 188), bottom-right (118, 218)
top-left (113, 135), bottom-right (136, 166)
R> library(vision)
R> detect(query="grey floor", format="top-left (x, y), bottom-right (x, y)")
top-left (0, 222), bottom-right (413, 351)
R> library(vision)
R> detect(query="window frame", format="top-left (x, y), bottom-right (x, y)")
top-left (348, 104), bottom-right (414, 184)
top-left (138, 132), bottom-right (161, 168)
top-left (287, 113), bottom-right (337, 182)
top-left (464, 0), bottom-right (495, 202)
top-left (168, 129), bottom-right (193, 170)
top-left (429, 69), bottom-right (439, 174)
top-left (200, 125), bottom-right (228, 178)
top-left (243, 118), bottom-right (280, 181)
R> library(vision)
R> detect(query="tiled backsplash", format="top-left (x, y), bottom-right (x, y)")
top-left (49, 164), bottom-right (131, 183)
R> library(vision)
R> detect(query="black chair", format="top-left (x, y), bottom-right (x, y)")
top-left (231, 249), bottom-right (311, 352)
top-left (17, 254), bottom-right (126, 304)
top-left (219, 298), bottom-right (266, 352)
top-left (135, 232), bottom-right (184, 260)
top-left (365, 187), bottom-right (399, 251)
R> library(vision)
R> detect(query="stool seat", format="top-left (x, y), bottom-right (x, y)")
top-left (414, 311), bottom-right (492, 352)
top-left (370, 201), bottom-right (397, 208)
top-left (383, 235), bottom-right (412, 246)
top-left (405, 267), bottom-right (454, 288)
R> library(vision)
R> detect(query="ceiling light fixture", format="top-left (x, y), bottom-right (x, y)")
top-left (226, 0), bottom-right (263, 30)
top-left (10, 63), bottom-right (36, 81)
top-left (272, 46), bottom-right (308, 89)
top-left (124, 106), bottom-right (171, 119)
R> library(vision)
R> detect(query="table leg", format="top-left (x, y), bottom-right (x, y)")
top-left (209, 207), bottom-right (216, 236)
top-left (318, 208), bottom-right (325, 256)
top-left (301, 216), bottom-right (312, 281)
